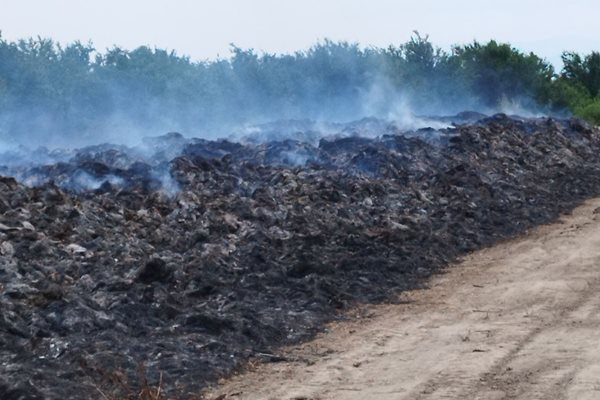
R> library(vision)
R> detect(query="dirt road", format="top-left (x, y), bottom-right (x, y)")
top-left (205, 199), bottom-right (600, 400)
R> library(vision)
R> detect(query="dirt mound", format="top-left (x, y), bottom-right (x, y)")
top-left (1, 115), bottom-right (600, 398)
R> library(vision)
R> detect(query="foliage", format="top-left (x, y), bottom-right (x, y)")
top-left (575, 99), bottom-right (600, 125)
top-left (539, 78), bottom-right (591, 111)
top-left (1, 31), bottom-right (600, 144)
top-left (451, 40), bottom-right (554, 107)
top-left (561, 51), bottom-right (600, 96)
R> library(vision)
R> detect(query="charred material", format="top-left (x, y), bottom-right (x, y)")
top-left (1, 115), bottom-right (600, 398)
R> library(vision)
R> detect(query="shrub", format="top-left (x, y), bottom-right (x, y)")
top-left (575, 99), bottom-right (600, 125)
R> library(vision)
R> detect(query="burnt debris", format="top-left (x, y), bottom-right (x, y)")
top-left (1, 114), bottom-right (600, 398)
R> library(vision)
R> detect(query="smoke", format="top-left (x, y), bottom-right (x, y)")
top-left (70, 172), bottom-right (125, 192)
top-left (152, 168), bottom-right (180, 197)
top-left (0, 40), bottom-right (554, 150)
top-left (496, 96), bottom-right (546, 118)
top-left (0, 37), bottom-right (558, 195)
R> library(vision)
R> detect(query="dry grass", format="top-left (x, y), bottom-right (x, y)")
top-left (92, 363), bottom-right (166, 400)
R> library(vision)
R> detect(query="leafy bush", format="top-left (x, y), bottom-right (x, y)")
top-left (575, 100), bottom-right (600, 125)
top-left (539, 78), bottom-right (591, 111)
top-left (452, 40), bottom-right (554, 108)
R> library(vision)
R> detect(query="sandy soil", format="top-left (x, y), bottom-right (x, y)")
top-left (204, 198), bottom-right (600, 400)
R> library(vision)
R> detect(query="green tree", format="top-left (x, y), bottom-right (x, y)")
top-left (452, 40), bottom-right (554, 107)
top-left (561, 51), bottom-right (600, 96)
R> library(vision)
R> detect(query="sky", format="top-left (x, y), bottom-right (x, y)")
top-left (0, 0), bottom-right (598, 68)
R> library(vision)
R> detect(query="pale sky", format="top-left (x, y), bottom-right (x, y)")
top-left (0, 0), bottom-right (598, 68)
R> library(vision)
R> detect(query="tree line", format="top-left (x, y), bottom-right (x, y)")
top-left (0, 32), bottom-right (599, 144)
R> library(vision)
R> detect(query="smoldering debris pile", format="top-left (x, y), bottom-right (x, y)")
top-left (1, 114), bottom-right (600, 399)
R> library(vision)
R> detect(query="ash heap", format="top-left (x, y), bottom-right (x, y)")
top-left (1, 113), bottom-right (600, 399)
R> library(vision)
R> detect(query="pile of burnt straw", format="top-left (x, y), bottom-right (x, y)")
top-left (2, 114), bottom-right (600, 399)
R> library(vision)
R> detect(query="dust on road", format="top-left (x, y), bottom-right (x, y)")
top-left (206, 198), bottom-right (600, 400)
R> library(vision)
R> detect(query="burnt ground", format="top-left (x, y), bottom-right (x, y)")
top-left (1, 114), bottom-right (600, 399)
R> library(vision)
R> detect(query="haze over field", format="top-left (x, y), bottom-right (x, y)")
top-left (1, 0), bottom-right (600, 149)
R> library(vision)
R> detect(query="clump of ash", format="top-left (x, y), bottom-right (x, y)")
top-left (1, 113), bottom-right (600, 399)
